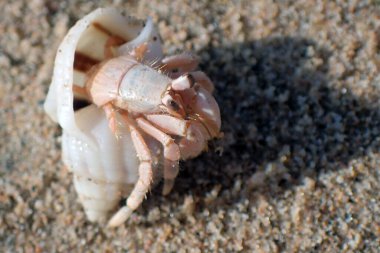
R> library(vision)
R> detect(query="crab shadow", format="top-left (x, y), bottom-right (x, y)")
top-left (142, 36), bottom-right (380, 216)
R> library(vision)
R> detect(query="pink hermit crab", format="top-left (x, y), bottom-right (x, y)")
top-left (45, 8), bottom-right (221, 227)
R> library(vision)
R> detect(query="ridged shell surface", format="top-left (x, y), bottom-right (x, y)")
top-left (44, 8), bottom-right (163, 222)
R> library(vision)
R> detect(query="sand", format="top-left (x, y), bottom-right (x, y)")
top-left (1, 0), bottom-right (380, 252)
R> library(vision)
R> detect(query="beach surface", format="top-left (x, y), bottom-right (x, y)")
top-left (1, 0), bottom-right (380, 252)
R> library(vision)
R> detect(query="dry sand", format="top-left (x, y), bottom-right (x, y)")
top-left (1, 0), bottom-right (380, 252)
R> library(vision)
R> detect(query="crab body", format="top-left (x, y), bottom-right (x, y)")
top-left (44, 8), bottom-right (221, 227)
top-left (86, 56), bottom-right (172, 113)
top-left (117, 64), bottom-right (171, 113)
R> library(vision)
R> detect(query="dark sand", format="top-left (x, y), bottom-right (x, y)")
top-left (1, 0), bottom-right (380, 252)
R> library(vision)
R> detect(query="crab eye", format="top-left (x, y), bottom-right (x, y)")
top-left (168, 99), bottom-right (180, 111)
top-left (162, 93), bottom-right (185, 117)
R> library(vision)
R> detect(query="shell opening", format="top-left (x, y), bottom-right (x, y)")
top-left (71, 14), bottom-right (149, 111)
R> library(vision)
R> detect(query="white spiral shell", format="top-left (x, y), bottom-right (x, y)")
top-left (44, 8), bottom-right (163, 222)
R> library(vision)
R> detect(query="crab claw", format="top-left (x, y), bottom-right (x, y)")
top-left (178, 122), bottom-right (210, 160)
top-left (191, 86), bottom-right (221, 138)
top-left (176, 86), bottom-right (221, 160)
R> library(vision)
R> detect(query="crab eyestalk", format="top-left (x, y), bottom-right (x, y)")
top-left (161, 92), bottom-right (186, 118)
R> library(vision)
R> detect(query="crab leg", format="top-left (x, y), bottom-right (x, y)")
top-left (102, 103), bottom-right (118, 136)
top-left (170, 72), bottom-right (214, 94)
top-left (146, 114), bottom-right (189, 136)
top-left (171, 74), bottom-right (195, 90)
top-left (161, 53), bottom-right (199, 77)
top-left (178, 121), bottom-right (210, 159)
top-left (145, 114), bottom-right (209, 160)
top-left (136, 117), bottom-right (183, 195)
top-left (143, 115), bottom-right (181, 195)
top-left (188, 71), bottom-right (214, 93)
top-left (189, 86), bottom-right (221, 138)
top-left (107, 115), bottom-right (153, 227)
top-left (103, 103), bottom-right (119, 136)
top-left (161, 53), bottom-right (214, 92)
top-left (136, 117), bottom-right (180, 162)
top-left (162, 160), bottom-right (179, 195)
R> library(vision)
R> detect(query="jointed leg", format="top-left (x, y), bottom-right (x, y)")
top-left (188, 71), bottom-right (214, 93)
top-left (144, 114), bottom-right (187, 195)
top-left (161, 53), bottom-right (199, 78)
top-left (146, 114), bottom-right (189, 137)
top-left (135, 117), bottom-right (183, 195)
top-left (103, 103), bottom-right (119, 137)
top-left (136, 117), bottom-right (180, 162)
top-left (171, 74), bottom-right (195, 90)
top-left (169, 71), bottom-right (214, 93)
top-left (161, 53), bottom-right (214, 93)
top-left (189, 86), bottom-right (221, 138)
top-left (162, 160), bottom-right (179, 195)
top-left (145, 113), bottom-right (209, 159)
top-left (107, 115), bottom-right (153, 227)
top-left (178, 121), bottom-right (210, 160)
top-left (143, 114), bottom-right (207, 192)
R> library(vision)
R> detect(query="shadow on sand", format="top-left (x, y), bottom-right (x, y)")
top-left (141, 36), bottom-right (380, 217)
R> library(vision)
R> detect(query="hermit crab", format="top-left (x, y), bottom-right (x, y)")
top-left (44, 8), bottom-right (221, 227)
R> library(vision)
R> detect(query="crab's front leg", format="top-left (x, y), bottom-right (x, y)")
top-left (107, 114), bottom-right (154, 227)
top-left (135, 117), bottom-right (182, 195)
top-left (146, 114), bottom-right (210, 160)
top-left (143, 114), bottom-right (192, 194)
top-left (141, 113), bottom-right (215, 186)
top-left (136, 117), bottom-right (180, 161)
